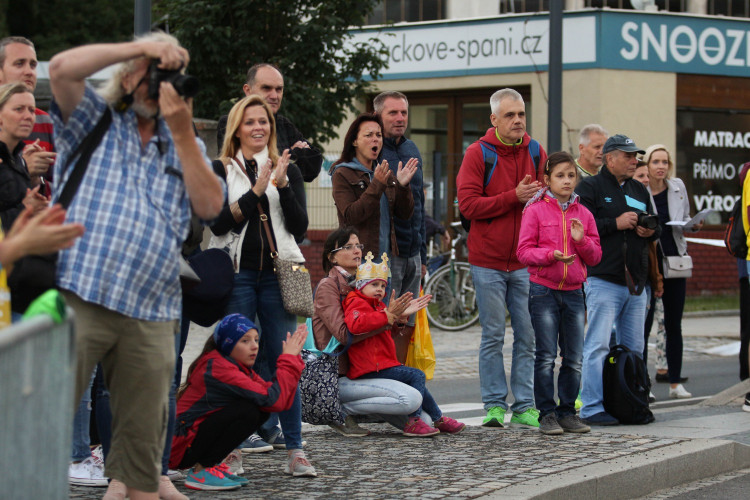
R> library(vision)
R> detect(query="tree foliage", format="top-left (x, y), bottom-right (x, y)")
top-left (2, 0), bottom-right (134, 60)
top-left (158, 0), bottom-right (388, 145)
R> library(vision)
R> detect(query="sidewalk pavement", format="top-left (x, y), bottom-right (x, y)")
top-left (69, 313), bottom-right (750, 499)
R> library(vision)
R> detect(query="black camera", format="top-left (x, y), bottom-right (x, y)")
top-left (147, 59), bottom-right (199, 100)
top-left (637, 213), bottom-right (658, 230)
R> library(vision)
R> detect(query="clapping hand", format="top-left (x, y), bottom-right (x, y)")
top-left (570, 218), bottom-right (584, 242)
top-left (553, 250), bottom-right (576, 264)
top-left (385, 290), bottom-right (413, 324)
top-left (23, 139), bottom-right (56, 178)
top-left (281, 323), bottom-right (308, 357)
top-left (396, 158), bottom-right (419, 187)
top-left (401, 293), bottom-right (432, 319)
top-left (252, 158), bottom-right (273, 197)
top-left (274, 149), bottom-right (291, 188)
top-left (23, 185), bottom-right (49, 214)
top-left (374, 160), bottom-right (391, 185)
top-left (516, 175), bottom-right (541, 203)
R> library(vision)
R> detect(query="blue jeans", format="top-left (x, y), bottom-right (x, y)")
top-left (529, 283), bottom-right (585, 418)
top-left (338, 376), bottom-right (423, 429)
top-left (472, 265), bottom-right (535, 413)
top-left (225, 269), bottom-right (302, 449)
top-left (358, 365), bottom-right (441, 420)
top-left (71, 369), bottom-right (97, 461)
top-left (581, 277), bottom-right (647, 419)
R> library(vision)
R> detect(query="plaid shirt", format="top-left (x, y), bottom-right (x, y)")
top-left (50, 85), bottom-right (212, 321)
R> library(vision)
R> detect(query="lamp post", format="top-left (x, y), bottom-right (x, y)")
top-left (134, 0), bottom-right (151, 35)
top-left (547, 2), bottom-right (563, 152)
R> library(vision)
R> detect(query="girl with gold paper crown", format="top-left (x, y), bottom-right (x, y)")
top-left (343, 252), bottom-right (465, 437)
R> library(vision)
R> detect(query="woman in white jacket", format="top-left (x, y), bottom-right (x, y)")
top-left (209, 94), bottom-right (314, 476)
top-left (645, 144), bottom-right (703, 400)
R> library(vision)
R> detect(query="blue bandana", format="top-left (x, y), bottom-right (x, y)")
top-left (213, 314), bottom-right (257, 356)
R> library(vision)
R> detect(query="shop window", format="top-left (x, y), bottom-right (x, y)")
top-left (366, 0), bottom-right (446, 24)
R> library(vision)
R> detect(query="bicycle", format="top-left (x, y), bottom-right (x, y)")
top-left (423, 222), bottom-right (479, 331)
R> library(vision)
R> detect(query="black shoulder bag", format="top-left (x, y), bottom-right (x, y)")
top-left (8, 108), bottom-right (112, 313)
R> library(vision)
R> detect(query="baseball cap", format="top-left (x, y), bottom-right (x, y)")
top-left (602, 134), bottom-right (646, 155)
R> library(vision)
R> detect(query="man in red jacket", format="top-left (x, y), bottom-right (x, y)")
top-left (456, 88), bottom-right (547, 429)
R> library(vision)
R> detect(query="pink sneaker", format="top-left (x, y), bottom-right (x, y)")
top-left (434, 416), bottom-right (466, 434)
top-left (403, 416), bottom-right (440, 437)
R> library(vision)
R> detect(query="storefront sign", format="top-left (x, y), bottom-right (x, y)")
top-left (676, 110), bottom-right (750, 223)
top-left (350, 10), bottom-right (750, 80)
top-left (349, 14), bottom-right (597, 79)
top-left (602, 12), bottom-right (750, 77)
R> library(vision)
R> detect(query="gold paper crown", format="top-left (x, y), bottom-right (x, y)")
top-left (355, 252), bottom-right (390, 283)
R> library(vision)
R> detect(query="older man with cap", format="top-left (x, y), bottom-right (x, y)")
top-left (575, 134), bottom-right (660, 426)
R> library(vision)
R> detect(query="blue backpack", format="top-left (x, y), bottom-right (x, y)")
top-left (459, 139), bottom-right (541, 231)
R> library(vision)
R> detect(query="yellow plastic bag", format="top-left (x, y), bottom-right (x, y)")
top-left (405, 289), bottom-right (436, 380)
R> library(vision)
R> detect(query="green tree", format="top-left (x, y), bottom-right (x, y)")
top-left (2, 0), bottom-right (133, 60)
top-left (159, 0), bottom-right (388, 145)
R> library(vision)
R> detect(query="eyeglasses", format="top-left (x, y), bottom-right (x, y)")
top-left (331, 243), bottom-right (364, 253)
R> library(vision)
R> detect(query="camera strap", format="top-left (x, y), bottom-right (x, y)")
top-left (622, 234), bottom-right (645, 296)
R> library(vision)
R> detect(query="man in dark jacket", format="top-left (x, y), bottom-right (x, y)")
top-left (216, 63), bottom-right (323, 182)
top-left (374, 91), bottom-right (424, 363)
top-left (575, 134), bottom-right (660, 426)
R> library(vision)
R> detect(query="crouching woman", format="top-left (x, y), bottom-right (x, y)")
top-left (170, 314), bottom-right (307, 490)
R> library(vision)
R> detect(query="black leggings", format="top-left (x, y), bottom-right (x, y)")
top-left (740, 277), bottom-right (749, 381)
top-left (662, 277), bottom-right (687, 384)
top-left (179, 400), bottom-right (268, 469)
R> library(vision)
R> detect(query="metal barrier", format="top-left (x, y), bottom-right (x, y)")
top-left (0, 311), bottom-right (75, 500)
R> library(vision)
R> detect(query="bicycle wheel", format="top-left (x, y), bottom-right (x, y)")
top-left (424, 262), bottom-right (479, 331)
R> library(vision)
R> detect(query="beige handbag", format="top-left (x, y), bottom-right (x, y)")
top-left (257, 203), bottom-right (314, 317)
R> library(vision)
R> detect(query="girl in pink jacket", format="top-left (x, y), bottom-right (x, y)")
top-left (517, 151), bottom-right (601, 436)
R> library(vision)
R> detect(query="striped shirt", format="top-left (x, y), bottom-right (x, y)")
top-left (50, 84), bottom-right (211, 321)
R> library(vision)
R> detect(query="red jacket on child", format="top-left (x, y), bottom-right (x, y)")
top-left (343, 289), bottom-right (401, 379)
top-left (517, 191), bottom-right (602, 291)
top-left (169, 350), bottom-right (303, 468)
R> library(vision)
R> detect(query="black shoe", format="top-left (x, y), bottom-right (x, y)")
top-left (655, 373), bottom-right (688, 383)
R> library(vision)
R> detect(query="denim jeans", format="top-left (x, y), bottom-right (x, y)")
top-left (529, 283), bottom-right (585, 418)
top-left (225, 268), bottom-right (302, 449)
top-left (338, 376), bottom-right (423, 429)
top-left (71, 368), bottom-right (97, 462)
top-left (358, 365), bottom-right (441, 421)
top-left (581, 277), bottom-right (647, 419)
top-left (471, 265), bottom-right (535, 413)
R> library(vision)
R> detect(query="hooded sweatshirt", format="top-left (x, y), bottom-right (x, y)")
top-left (456, 129), bottom-right (547, 272)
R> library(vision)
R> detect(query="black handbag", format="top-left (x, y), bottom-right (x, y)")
top-left (7, 108), bottom-right (112, 313)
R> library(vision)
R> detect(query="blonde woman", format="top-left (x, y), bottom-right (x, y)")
top-left (208, 94), bottom-right (313, 476)
top-left (644, 144), bottom-right (702, 399)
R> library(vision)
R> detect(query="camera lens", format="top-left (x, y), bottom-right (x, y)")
top-left (171, 74), bottom-right (199, 99)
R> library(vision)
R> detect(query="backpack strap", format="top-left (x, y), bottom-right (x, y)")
top-left (478, 140), bottom-right (498, 188)
top-left (528, 138), bottom-right (541, 175)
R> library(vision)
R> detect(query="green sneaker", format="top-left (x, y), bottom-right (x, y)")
top-left (511, 408), bottom-right (540, 428)
top-left (482, 406), bottom-right (506, 427)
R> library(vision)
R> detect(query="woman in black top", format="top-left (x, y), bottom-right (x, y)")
top-left (208, 94), bottom-right (314, 476)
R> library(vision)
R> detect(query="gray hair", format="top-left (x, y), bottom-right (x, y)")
top-left (578, 124), bottom-right (609, 146)
top-left (97, 32), bottom-right (183, 106)
top-left (0, 37), bottom-right (35, 68)
top-left (373, 91), bottom-right (408, 114)
top-left (490, 88), bottom-right (523, 115)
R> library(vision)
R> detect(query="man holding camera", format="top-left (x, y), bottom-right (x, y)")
top-left (575, 134), bottom-right (660, 426)
top-left (49, 33), bottom-right (223, 498)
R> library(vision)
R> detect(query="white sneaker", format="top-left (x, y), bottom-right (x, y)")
top-left (284, 451), bottom-right (317, 477)
top-left (167, 468), bottom-right (184, 480)
top-left (69, 456), bottom-right (108, 487)
top-left (742, 393), bottom-right (750, 413)
top-left (669, 384), bottom-right (692, 399)
top-left (222, 449), bottom-right (244, 475)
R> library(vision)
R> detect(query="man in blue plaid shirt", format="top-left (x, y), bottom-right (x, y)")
top-left (49, 33), bottom-right (224, 498)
